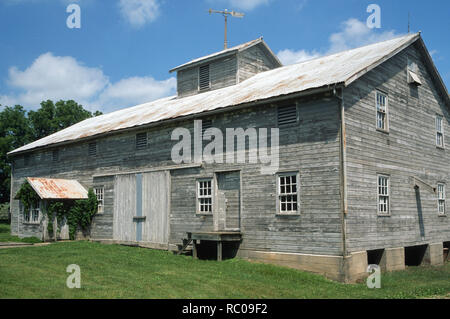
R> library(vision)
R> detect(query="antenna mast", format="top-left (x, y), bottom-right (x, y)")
top-left (209, 9), bottom-right (245, 49)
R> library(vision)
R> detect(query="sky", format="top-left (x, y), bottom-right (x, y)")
top-left (0, 0), bottom-right (449, 114)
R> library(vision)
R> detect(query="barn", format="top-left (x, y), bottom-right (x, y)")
top-left (8, 33), bottom-right (450, 282)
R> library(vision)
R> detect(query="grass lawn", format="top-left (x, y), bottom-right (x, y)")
top-left (0, 223), bottom-right (41, 244)
top-left (0, 224), bottom-right (449, 299)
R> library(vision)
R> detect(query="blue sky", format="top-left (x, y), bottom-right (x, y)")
top-left (0, 0), bottom-right (449, 113)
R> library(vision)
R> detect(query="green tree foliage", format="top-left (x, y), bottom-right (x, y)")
top-left (0, 100), bottom-right (102, 204)
top-left (0, 105), bottom-right (32, 203)
top-left (28, 100), bottom-right (100, 140)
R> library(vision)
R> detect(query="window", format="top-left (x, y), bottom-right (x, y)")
top-left (436, 115), bottom-right (444, 148)
top-left (136, 132), bottom-right (147, 150)
top-left (24, 203), bottom-right (40, 224)
top-left (199, 64), bottom-right (210, 91)
top-left (377, 175), bottom-right (390, 215)
top-left (277, 105), bottom-right (297, 127)
top-left (52, 149), bottom-right (59, 162)
top-left (438, 183), bottom-right (446, 215)
top-left (95, 187), bottom-right (104, 214)
top-left (407, 57), bottom-right (422, 85)
top-left (277, 173), bottom-right (299, 214)
top-left (376, 91), bottom-right (388, 131)
top-left (88, 142), bottom-right (97, 156)
top-left (197, 179), bottom-right (213, 214)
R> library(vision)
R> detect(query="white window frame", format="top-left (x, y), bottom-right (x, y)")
top-left (196, 178), bottom-right (213, 215)
top-left (375, 91), bottom-right (389, 132)
top-left (377, 174), bottom-right (390, 216)
top-left (95, 187), bottom-right (104, 214)
top-left (276, 172), bottom-right (300, 215)
top-left (24, 202), bottom-right (41, 225)
top-left (437, 183), bottom-right (446, 215)
top-left (436, 115), bottom-right (445, 148)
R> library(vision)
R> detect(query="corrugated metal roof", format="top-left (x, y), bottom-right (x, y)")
top-left (26, 177), bottom-right (88, 200)
top-left (169, 38), bottom-right (264, 72)
top-left (10, 33), bottom-right (423, 156)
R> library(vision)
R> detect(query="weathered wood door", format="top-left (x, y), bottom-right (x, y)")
top-left (216, 171), bottom-right (241, 231)
top-left (113, 171), bottom-right (169, 245)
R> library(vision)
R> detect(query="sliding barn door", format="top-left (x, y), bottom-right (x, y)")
top-left (113, 171), bottom-right (169, 245)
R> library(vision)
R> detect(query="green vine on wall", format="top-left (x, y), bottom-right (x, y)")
top-left (16, 182), bottom-right (98, 240)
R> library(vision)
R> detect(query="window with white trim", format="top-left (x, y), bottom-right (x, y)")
top-left (376, 91), bottom-right (388, 131)
top-left (438, 183), bottom-right (446, 215)
top-left (377, 175), bottom-right (390, 215)
top-left (197, 179), bottom-right (213, 214)
top-left (24, 202), bottom-right (40, 224)
top-left (277, 173), bottom-right (299, 214)
top-left (95, 187), bottom-right (104, 214)
top-left (436, 115), bottom-right (444, 148)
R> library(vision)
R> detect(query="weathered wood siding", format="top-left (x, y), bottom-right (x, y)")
top-left (344, 43), bottom-right (450, 252)
top-left (238, 43), bottom-right (280, 82)
top-left (177, 56), bottom-right (237, 98)
top-left (10, 94), bottom-right (342, 256)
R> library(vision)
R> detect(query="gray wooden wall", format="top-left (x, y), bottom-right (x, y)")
top-left (344, 43), bottom-right (450, 252)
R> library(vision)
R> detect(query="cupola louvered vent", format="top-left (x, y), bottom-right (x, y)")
top-left (199, 64), bottom-right (210, 91)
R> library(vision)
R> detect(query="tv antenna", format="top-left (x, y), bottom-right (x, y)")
top-left (208, 9), bottom-right (245, 50)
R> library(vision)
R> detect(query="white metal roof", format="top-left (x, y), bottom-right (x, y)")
top-left (11, 33), bottom-right (430, 155)
top-left (169, 38), bottom-right (265, 72)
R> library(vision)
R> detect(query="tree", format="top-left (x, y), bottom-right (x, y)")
top-left (0, 100), bottom-right (102, 204)
top-left (28, 100), bottom-right (100, 140)
top-left (0, 105), bottom-right (32, 203)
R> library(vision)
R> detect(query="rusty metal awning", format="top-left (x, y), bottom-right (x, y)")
top-left (24, 177), bottom-right (88, 200)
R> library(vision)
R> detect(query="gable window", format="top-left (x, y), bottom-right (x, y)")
top-left (197, 179), bottom-right (213, 214)
top-left (88, 142), bottom-right (97, 156)
top-left (376, 91), bottom-right (388, 131)
top-left (95, 187), bottom-right (104, 214)
top-left (438, 183), bottom-right (446, 215)
top-left (199, 64), bottom-right (210, 91)
top-left (277, 172), bottom-right (299, 215)
top-left (407, 57), bottom-right (422, 86)
top-left (136, 132), bottom-right (147, 150)
top-left (436, 115), bottom-right (444, 148)
top-left (377, 175), bottom-right (390, 215)
top-left (277, 105), bottom-right (298, 127)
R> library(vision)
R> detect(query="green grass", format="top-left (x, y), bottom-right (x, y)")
top-left (0, 223), bottom-right (41, 244)
top-left (0, 224), bottom-right (448, 299)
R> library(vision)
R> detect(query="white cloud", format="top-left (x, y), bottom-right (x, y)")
top-left (328, 18), bottom-right (398, 53)
top-left (207, 0), bottom-right (269, 11)
top-left (277, 49), bottom-right (319, 65)
top-left (0, 52), bottom-right (176, 113)
top-left (3, 52), bottom-right (108, 109)
top-left (118, 0), bottom-right (160, 28)
top-left (97, 76), bottom-right (176, 110)
top-left (278, 18), bottom-right (401, 65)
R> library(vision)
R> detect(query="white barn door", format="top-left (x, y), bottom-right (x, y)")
top-left (113, 171), bottom-right (169, 246)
